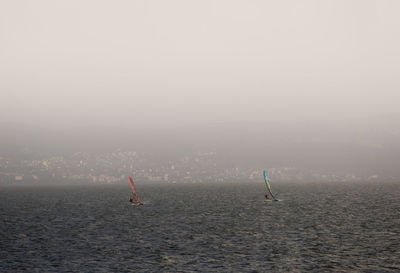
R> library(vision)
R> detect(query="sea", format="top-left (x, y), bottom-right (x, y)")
top-left (1, 181), bottom-right (399, 272)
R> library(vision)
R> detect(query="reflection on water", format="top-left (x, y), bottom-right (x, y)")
top-left (1, 182), bottom-right (399, 272)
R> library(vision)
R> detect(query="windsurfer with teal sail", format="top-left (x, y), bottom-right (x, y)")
top-left (263, 171), bottom-right (278, 202)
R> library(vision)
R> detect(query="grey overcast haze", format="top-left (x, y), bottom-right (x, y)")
top-left (1, 0), bottom-right (400, 183)
top-left (2, 3), bottom-right (400, 272)
top-left (1, 0), bottom-right (400, 128)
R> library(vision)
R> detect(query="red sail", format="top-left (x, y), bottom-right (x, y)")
top-left (128, 176), bottom-right (142, 204)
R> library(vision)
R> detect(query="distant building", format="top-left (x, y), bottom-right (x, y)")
top-left (15, 175), bottom-right (23, 181)
top-left (149, 176), bottom-right (162, 181)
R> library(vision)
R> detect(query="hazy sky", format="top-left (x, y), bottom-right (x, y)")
top-left (1, 0), bottom-right (399, 129)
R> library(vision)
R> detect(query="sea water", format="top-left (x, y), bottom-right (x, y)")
top-left (1, 182), bottom-right (399, 272)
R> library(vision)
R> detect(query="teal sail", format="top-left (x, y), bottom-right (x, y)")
top-left (263, 171), bottom-right (277, 201)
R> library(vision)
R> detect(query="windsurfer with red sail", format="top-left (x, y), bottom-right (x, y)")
top-left (128, 176), bottom-right (143, 206)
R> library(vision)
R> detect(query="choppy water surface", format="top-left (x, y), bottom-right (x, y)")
top-left (1, 182), bottom-right (399, 272)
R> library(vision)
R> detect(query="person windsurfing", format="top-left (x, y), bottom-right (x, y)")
top-left (263, 171), bottom-right (279, 201)
top-left (128, 176), bottom-right (143, 206)
top-left (129, 194), bottom-right (142, 205)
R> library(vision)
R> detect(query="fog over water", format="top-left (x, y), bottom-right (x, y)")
top-left (1, 3), bottom-right (400, 272)
top-left (1, 1), bottom-right (400, 180)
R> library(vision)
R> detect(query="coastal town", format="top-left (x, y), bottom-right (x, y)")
top-left (0, 149), bottom-right (386, 185)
